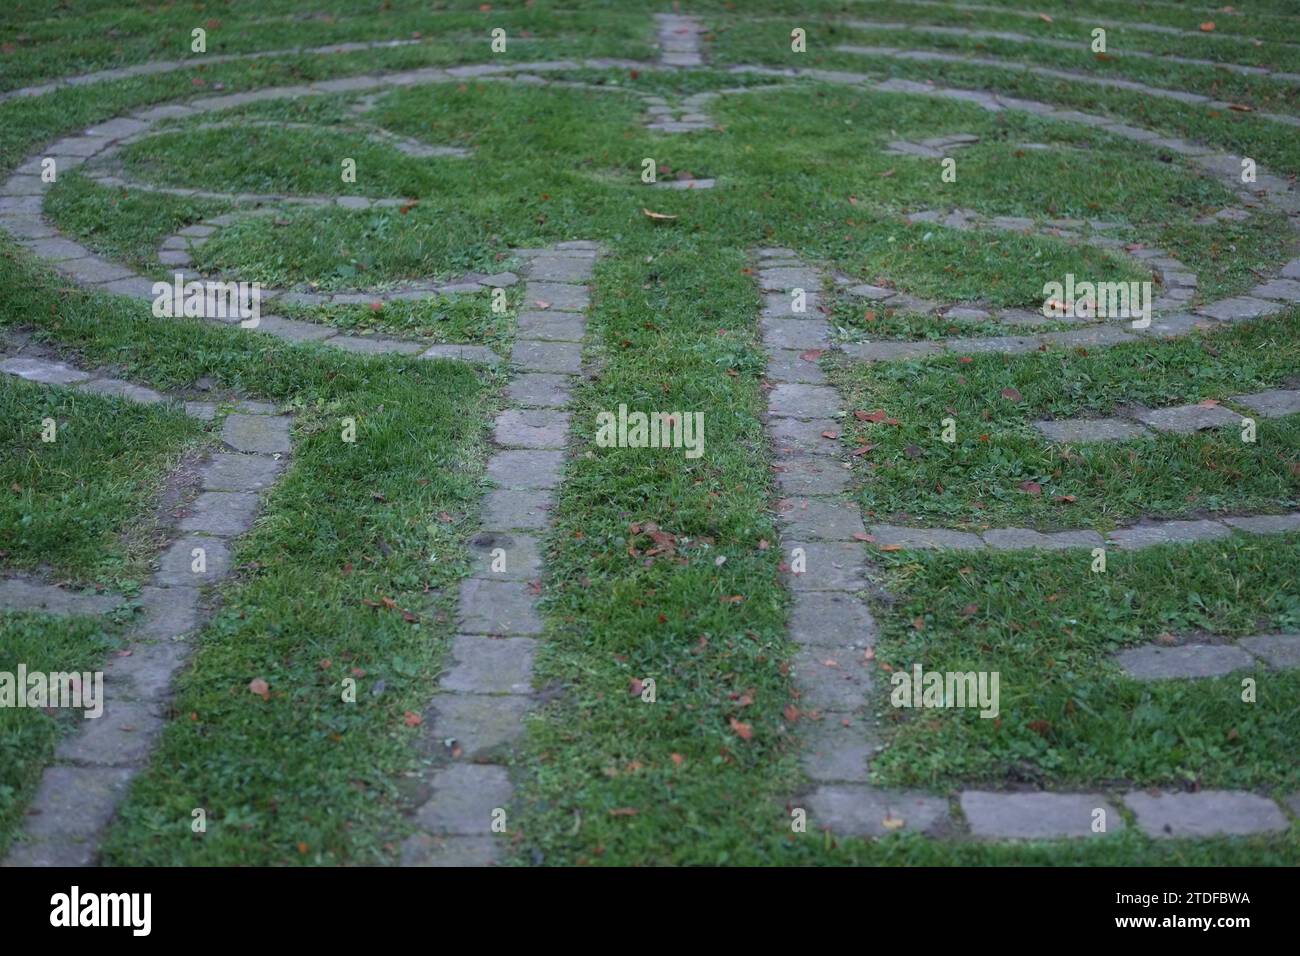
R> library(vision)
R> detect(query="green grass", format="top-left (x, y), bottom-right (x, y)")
top-left (0, 375), bottom-right (206, 586)
top-left (0, 610), bottom-right (131, 857)
top-left (828, 309), bottom-right (1300, 530)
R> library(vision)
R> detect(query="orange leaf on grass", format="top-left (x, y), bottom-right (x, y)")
top-left (729, 718), bottom-right (754, 741)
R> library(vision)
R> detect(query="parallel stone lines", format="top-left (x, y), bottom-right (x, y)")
top-left (756, 248), bottom-right (1298, 841)
top-left (401, 240), bottom-right (598, 867)
top-left (1115, 633), bottom-right (1300, 681)
top-left (836, 44), bottom-right (1300, 128)
top-left (1034, 390), bottom-right (1300, 444)
top-left (0, 353), bottom-right (291, 866)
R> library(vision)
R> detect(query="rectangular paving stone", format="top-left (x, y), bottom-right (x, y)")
top-left (154, 534), bottom-right (232, 586)
top-left (769, 417), bottom-right (843, 457)
top-left (763, 290), bottom-right (823, 317)
top-left (526, 257), bottom-right (594, 283)
top-left (199, 453), bottom-right (283, 493)
top-left (480, 487), bottom-right (553, 530)
top-left (0, 356), bottom-right (91, 385)
top-left (765, 348), bottom-right (827, 384)
top-left (1222, 513), bottom-right (1300, 535)
top-left (252, 314), bottom-right (338, 343)
top-left (516, 310), bottom-right (585, 342)
top-left (102, 637), bottom-right (189, 700)
top-left (768, 383), bottom-right (840, 420)
top-left (758, 267), bottom-right (822, 292)
top-left (54, 256), bottom-right (134, 284)
top-left (1037, 326), bottom-right (1137, 349)
top-left (77, 378), bottom-right (165, 404)
top-left (468, 531), bottom-right (542, 581)
top-left (0, 578), bottom-right (122, 616)
top-left (1134, 402), bottom-right (1240, 433)
top-left (961, 792), bottom-right (1123, 839)
top-left (222, 414), bottom-right (291, 454)
top-left (522, 281), bottom-right (588, 312)
top-left (55, 698), bottom-right (164, 766)
top-left (99, 276), bottom-right (159, 299)
top-left (870, 524), bottom-right (984, 551)
top-left (178, 491), bottom-right (261, 536)
top-left (1249, 278), bottom-right (1300, 301)
top-left (1231, 389), bottom-right (1300, 418)
top-left (790, 591), bottom-right (876, 647)
top-left (329, 335), bottom-right (425, 356)
top-left (486, 450), bottom-right (564, 489)
top-left (415, 763), bottom-right (513, 835)
top-left (806, 785), bottom-right (950, 837)
top-left (1, 766), bottom-right (135, 866)
top-left (782, 541), bottom-right (867, 592)
top-left (399, 833), bottom-right (499, 867)
top-left (441, 633), bottom-right (538, 691)
top-left (1033, 417), bottom-right (1149, 443)
top-left (511, 340), bottom-right (583, 374)
top-left (458, 579), bottom-right (542, 635)
top-left (428, 692), bottom-right (531, 758)
top-left (23, 237), bottom-right (89, 261)
top-left (778, 498), bottom-right (866, 541)
top-left (134, 585), bottom-right (201, 641)
top-left (792, 646), bottom-right (873, 711)
top-left (1196, 296), bottom-right (1284, 322)
top-left (1140, 313), bottom-right (1217, 338)
top-left (982, 528), bottom-right (1104, 550)
top-left (772, 456), bottom-right (853, 496)
top-left (1107, 519), bottom-right (1229, 550)
top-left (420, 343), bottom-right (500, 365)
top-left (841, 340), bottom-right (946, 363)
top-left (801, 717), bottom-right (873, 783)
top-left (493, 408), bottom-right (570, 449)
top-left (1238, 633), bottom-right (1300, 670)
top-left (761, 319), bottom-right (829, 351)
top-left (1115, 643), bottom-right (1255, 680)
top-left (505, 373), bottom-right (572, 408)
top-left (1123, 790), bottom-right (1288, 838)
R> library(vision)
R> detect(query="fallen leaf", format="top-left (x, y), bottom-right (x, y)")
top-left (248, 678), bottom-right (270, 701)
top-left (880, 543), bottom-right (903, 552)
top-left (783, 704), bottom-right (800, 722)
top-left (642, 208), bottom-right (678, 221)
top-left (1198, 398), bottom-right (1221, 407)
top-left (671, 752), bottom-right (684, 765)
top-left (403, 711), bottom-right (422, 727)
top-left (1053, 494), bottom-right (1078, 504)
top-left (729, 718), bottom-right (754, 741)
top-left (608, 807), bottom-right (639, 817)
top-left (1200, 21), bottom-right (1216, 31)
top-left (881, 814), bottom-right (906, 830)
top-left (821, 430), bottom-right (840, 440)
top-left (1000, 387), bottom-right (1023, 402)
top-left (799, 348), bottom-right (824, 361)
top-left (1019, 480), bottom-right (1043, 496)
top-left (1038, 13), bottom-right (1053, 22)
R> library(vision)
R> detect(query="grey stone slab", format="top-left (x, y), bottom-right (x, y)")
top-left (805, 786), bottom-right (950, 836)
top-left (486, 450), bottom-right (564, 490)
top-left (944, 336), bottom-right (1040, 356)
top-left (55, 698), bottom-right (163, 765)
top-left (222, 414), bottom-right (291, 454)
top-left (944, 306), bottom-right (991, 322)
top-left (0, 215), bottom-right (57, 239)
top-left (758, 268), bottom-right (822, 292)
top-left (429, 692), bottom-right (531, 758)
top-left (1222, 513), bottom-right (1300, 536)
top-left (0, 356), bottom-right (92, 385)
top-left (770, 417), bottom-right (846, 457)
top-left (0, 195), bottom-right (43, 213)
top-left (961, 791), bottom-right (1123, 839)
top-left (1196, 296), bottom-right (1283, 322)
top-left (516, 310), bottom-right (585, 342)
top-left (1115, 643), bottom-right (1255, 680)
top-left (1033, 418), bottom-right (1150, 443)
top-left (764, 348), bottom-right (827, 384)
top-left (790, 591), bottom-right (876, 647)
top-left (761, 319), bottom-right (829, 351)
top-left (251, 315), bottom-right (337, 343)
top-left (792, 646), bottom-right (872, 711)
top-left (1, 766), bottom-right (134, 866)
top-left (1038, 326), bottom-right (1137, 349)
top-left (198, 450), bottom-right (283, 489)
top-left (154, 534), bottom-right (232, 586)
top-left (526, 257), bottom-right (594, 283)
top-left (184, 401), bottom-right (217, 421)
top-left (763, 291), bottom-right (823, 317)
top-left (1238, 633), bottom-right (1300, 670)
top-left (493, 408), bottom-right (569, 449)
top-left (441, 633), bottom-right (537, 692)
top-left (778, 498), bottom-right (866, 541)
top-left (511, 340), bottom-right (582, 374)
top-left (98, 276), bottom-right (159, 299)
top-left (1134, 403), bottom-right (1240, 434)
top-left (134, 585), bottom-right (201, 641)
top-left (76, 378), bottom-right (165, 405)
top-left (1107, 519), bottom-right (1229, 550)
top-left (330, 335), bottom-right (424, 356)
top-left (420, 343), bottom-right (500, 365)
top-left (521, 282), bottom-right (588, 312)
top-left (468, 531), bottom-right (542, 581)
top-left (842, 340), bottom-right (946, 361)
top-left (479, 272), bottom-right (518, 288)
top-left (480, 488), bottom-right (553, 530)
top-left (458, 579), bottom-right (542, 636)
top-left (982, 528), bottom-right (1104, 550)
top-left (505, 373), bottom-right (572, 408)
top-left (178, 491), bottom-right (261, 536)
top-left (1138, 313), bottom-right (1217, 338)
top-left (1250, 278), bottom-right (1300, 302)
top-left (103, 638), bottom-right (189, 700)
top-left (801, 717), bottom-right (872, 783)
top-left (1124, 790), bottom-right (1288, 838)
top-left (870, 524), bottom-right (984, 551)
top-left (22, 237), bottom-right (89, 261)
top-left (414, 763), bottom-right (513, 835)
top-left (0, 578), bottom-right (122, 616)
top-left (768, 383), bottom-right (839, 420)
top-left (1279, 259), bottom-right (1300, 280)
top-left (772, 456), bottom-right (853, 496)
top-left (400, 833), bottom-right (499, 867)
top-left (782, 541), bottom-right (867, 592)
top-left (1231, 389), bottom-right (1300, 419)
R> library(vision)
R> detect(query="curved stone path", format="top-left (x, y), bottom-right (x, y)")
top-left (401, 241), bottom-right (598, 866)
top-left (0, 346), bottom-right (291, 866)
top-left (757, 247), bottom-right (1298, 840)
top-left (1116, 633), bottom-right (1300, 681)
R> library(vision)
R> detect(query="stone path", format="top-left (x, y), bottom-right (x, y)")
top-left (0, 351), bottom-right (291, 866)
top-left (756, 247), bottom-right (1298, 840)
top-left (655, 13), bottom-right (706, 67)
top-left (400, 241), bottom-right (598, 867)
top-left (842, 19), bottom-right (1300, 84)
top-left (1115, 633), bottom-right (1300, 680)
top-left (1034, 390), bottom-right (1300, 444)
